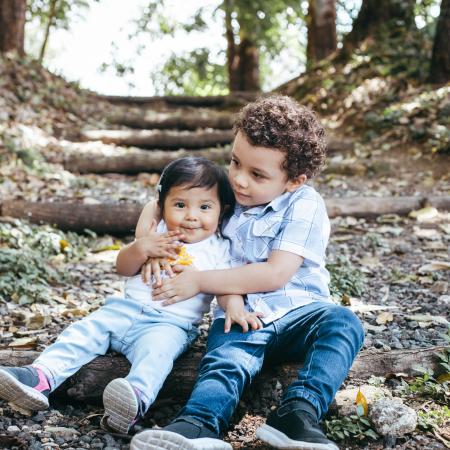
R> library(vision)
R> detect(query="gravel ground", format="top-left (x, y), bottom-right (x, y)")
top-left (1, 212), bottom-right (449, 450)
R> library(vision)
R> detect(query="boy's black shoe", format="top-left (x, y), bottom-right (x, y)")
top-left (256, 400), bottom-right (339, 450)
top-left (130, 416), bottom-right (232, 450)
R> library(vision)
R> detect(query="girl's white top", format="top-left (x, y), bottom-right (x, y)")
top-left (124, 221), bottom-right (231, 324)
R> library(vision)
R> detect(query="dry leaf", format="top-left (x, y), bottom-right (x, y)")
top-left (409, 206), bottom-right (439, 222)
top-left (419, 261), bottom-right (450, 273)
top-left (8, 337), bottom-right (38, 349)
top-left (376, 311), bottom-right (394, 324)
top-left (406, 314), bottom-right (449, 326)
top-left (355, 389), bottom-right (368, 416)
top-left (360, 255), bottom-right (380, 267)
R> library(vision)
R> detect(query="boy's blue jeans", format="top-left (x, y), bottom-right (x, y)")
top-left (177, 302), bottom-right (364, 435)
top-left (33, 296), bottom-right (199, 411)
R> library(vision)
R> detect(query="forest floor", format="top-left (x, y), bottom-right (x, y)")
top-left (0, 53), bottom-right (449, 450)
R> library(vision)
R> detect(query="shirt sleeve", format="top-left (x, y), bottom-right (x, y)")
top-left (271, 195), bottom-right (330, 266)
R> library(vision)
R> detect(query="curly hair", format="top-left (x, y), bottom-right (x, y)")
top-left (233, 95), bottom-right (326, 180)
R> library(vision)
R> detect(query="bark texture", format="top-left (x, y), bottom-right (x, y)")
top-left (59, 147), bottom-right (231, 174)
top-left (307, 0), bottom-right (337, 65)
top-left (80, 129), bottom-right (234, 149)
top-left (0, 346), bottom-right (443, 404)
top-left (97, 93), bottom-right (256, 107)
top-left (429, 0), bottom-right (450, 83)
top-left (341, 0), bottom-right (415, 56)
top-left (108, 111), bottom-right (234, 130)
top-left (0, 0), bottom-right (26, 55)
top-left (2, 196), bottom-right (449, 235)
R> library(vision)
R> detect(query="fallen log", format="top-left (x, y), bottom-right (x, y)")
top-left (59, 149), bottom-right (362, 175)
top-left (326, 195), bottom-right (450, 218)
top-left (80, 129), bottom-right (352, 153)
top-left (59, 146), bottom-right (231, 174)
top-left (80, 129), bottom-right (234, 149)
top-left (2, 196), bottom-right (449, 235)
top-left (0, 201), bottom-right (141, 235)
top-left (97, 92), bottom-right (258, 107)
top-left (108, 111), bottom-right (234, 130)
top-left (0, 346), bottom-right (444, 405)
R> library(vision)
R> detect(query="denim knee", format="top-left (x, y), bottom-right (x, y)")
top-left (323, 305), bottom-right (365, 349)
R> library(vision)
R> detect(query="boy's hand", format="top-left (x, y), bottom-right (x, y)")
top-left (224, 305), bottom-right (264, 333)
top-left (141, 257), bottom-right (174, 287)
top-left (152, 268), bottom-right (200, 305)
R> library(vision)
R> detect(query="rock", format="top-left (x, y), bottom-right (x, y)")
top-left (431, 281), bottom-right (448, 295)
top-left (334, 386), bottom-right (390, 416)
top-left (44, 426), bottom-right (80, 440)
top-left (7, 425), bottom-right (21, 435)
top-left (369, 398), bottom-right (417, 437)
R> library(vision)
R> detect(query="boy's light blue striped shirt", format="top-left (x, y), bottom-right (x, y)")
top-left (214, 184), bottom-right (332, 324)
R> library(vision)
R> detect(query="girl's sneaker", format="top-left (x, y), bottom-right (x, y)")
top-left (102, 378), bottom-right (143, 434)
top-left (0, 366), bottom-right (50, 411)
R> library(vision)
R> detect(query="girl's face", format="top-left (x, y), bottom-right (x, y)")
top-left (162, 184), bottom-right (221, 243)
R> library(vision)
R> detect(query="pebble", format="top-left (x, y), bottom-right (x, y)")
top-left (7, 425), bottom-right (21, 434)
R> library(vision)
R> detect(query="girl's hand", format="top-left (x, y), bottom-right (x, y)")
top-left (143, 220), bottom-right (183, 259)
top-left (224, 306), bottom-right (264, 333)
top-left (152, 269), bottom-right (201, 305)
top-left (141, 257), bottom-right (174, 287)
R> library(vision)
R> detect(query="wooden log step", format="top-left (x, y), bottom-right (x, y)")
top-left (108, 110), bottom-right (235, 130)
top-left (0, 346), bottom-right (444, 405)
top-left (2, 196), bottom-right (449, 235)
top-left (57, 147), bottom-right (360, 175)
top-left (97, 92), bottom-right (258, 107)
top-left (80, 129), bottom-right (234, 149)
top-left (55, 146), bottom-right (231, 174)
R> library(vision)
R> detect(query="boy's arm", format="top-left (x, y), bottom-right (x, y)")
top-left (216, 295), bottom-right (263, 333)
top-left (135, 200), bottom-right (160, 239)
top-left (153, 250), bottom-right (303, 303)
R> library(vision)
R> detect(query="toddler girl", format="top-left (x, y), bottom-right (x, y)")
top-left (0, 157), bottom-right (259, 434)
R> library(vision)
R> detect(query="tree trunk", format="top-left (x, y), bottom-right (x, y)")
top-left (236, 37), bottom-right (260, 91)
top-left (429, 0), bottom-right (450, 83)
top-left (0, 0), bottom-right (26, 55)
top-left (0, 346), bottom-right (444, 405)
top-left (224, 0), bottom-right (240, 92)
top-left (307, 0), bottom-right (337, 66)
top-left (79, 129), bottom-right (234, 149)
top-left (341, 0), bottom-right (415, 56)
top-left (108, 110), bottom-right (234, 130)
top-left (38, 0), bottom-right (57, 64)
top-left (2, 196), bottom-right (449, 235)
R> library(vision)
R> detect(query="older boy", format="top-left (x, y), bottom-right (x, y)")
top-left (131, 96), bottom-right (364, 450)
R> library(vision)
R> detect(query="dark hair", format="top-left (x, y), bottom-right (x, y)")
top-left (233, 95), bottom-right (326, 180)
top-left (157, 157), bottom-right (235, 222)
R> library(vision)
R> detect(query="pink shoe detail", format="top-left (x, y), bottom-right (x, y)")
top-left (31, 367), bottom-right (50, 393)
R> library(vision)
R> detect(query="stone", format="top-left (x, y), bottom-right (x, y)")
top-left (334, 386), bottom-right (390, 416)
top-left (368, 398), bottom-right (417, 437)
top-left (44, 426), bottom-right (81, 440)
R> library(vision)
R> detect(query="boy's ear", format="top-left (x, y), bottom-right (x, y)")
top-left (286, 174), bottom-right (307, 192)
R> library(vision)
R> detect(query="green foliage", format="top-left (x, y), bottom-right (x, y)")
top-left (0, 220), bottom-right (89, 305)
top-left (327, 255), bottom-right (366, 301)
top-left (324, 415), bottom-right (379, 442)
top-left (150, 48), bottom-right (228, 96)
top-left (417, 406), bottom-right (450, 431)
top-left (27, 0), bottom-right (98, 31)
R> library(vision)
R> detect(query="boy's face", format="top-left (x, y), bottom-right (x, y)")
top-left (229, 131), bottom-right (305, 207)
top-left (163, 184), bottom-right (221, 243)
